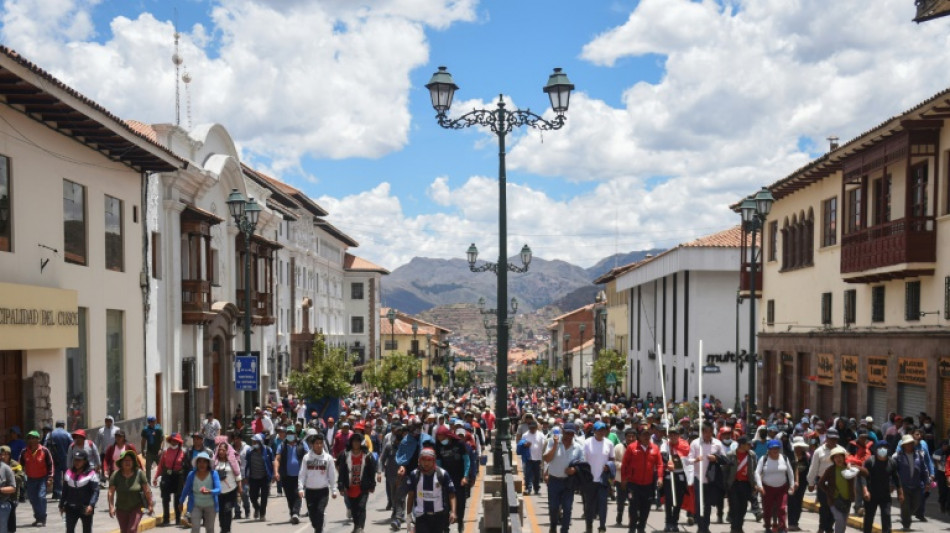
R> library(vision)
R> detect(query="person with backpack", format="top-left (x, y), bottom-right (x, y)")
top-left (273, 424), bottom-right (306, 524)
top-left (48, 421), bottom-right (72, 500)
top-left (19, 430), bottom-right (54, 527)
top-left (723, 436), bottom-right (757, 533)
top-left (153, 433), bottom-right (187, 526)
top-left (242, 433), bottom-right (274, 521)
top-left (434, 427), bottom-right (470, 533)
top-left (405, 447), bottom-right (456, 533)
top-left (893, 434), bottom-right (929, 531)
top-left (755, 439), bottom-right (795, 533)
top-left (860, 440), bottom-right (900, 533)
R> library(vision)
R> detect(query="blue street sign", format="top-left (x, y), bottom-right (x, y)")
top-left (235, 353), bottom-right (259, 391)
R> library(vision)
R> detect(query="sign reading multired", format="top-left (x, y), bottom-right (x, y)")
top-left (235, 353), bottom-right (260, 391)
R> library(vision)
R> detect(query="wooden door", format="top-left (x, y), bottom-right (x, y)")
top-left (0, 351), bottom-right (23, 435)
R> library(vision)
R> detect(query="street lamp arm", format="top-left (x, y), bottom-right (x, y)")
top-left (469, 262), bottom-right (498, 273)
top-left (506, 261), bottom-right (530, 273)
top-left (435, 103), bottom-right (567, 134)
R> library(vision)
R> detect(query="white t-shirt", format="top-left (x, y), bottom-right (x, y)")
top-left (523, 430), bottom-right (546, 461)
top-left (583, 437), bottom-right (613, 481)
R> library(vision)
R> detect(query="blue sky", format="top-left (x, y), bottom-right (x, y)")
top-left (1, 1), bottom-right (947, 268)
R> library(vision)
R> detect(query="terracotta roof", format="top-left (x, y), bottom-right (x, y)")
top-left (379, 307), bottom-right (451, 335)
top-left (552, 303), bottom-right (596, 322)
top-left (125, 120), bottom-right (159, 144)
top-left (242, 164), bottom-right (329, 217)
top-left (0, 46), bottom-right (183, 172)
top-left (681, 225), bottom-right (745, 248)
top-left (344, 253), bottom-right (389, 274)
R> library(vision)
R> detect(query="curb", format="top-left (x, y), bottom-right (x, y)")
top-left (802, 498), bottom-right (881, 533)
top-left (107, 515), bottom-right (158, 533)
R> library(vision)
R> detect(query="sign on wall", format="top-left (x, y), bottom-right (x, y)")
top-left (0, 282), bottom-right (79, 350)
top-left (940, 357), bottom-right (950, 379)
top-left (897, 357), bottom-right (927, 385)
top-left (816, 353), bottom-right (834, 386)
top-left (840, 355), bottom-right (858, 383)
top-left (867, 357), bottom-right (888, 387)
top-left (235, 353), bottom-right (260, 391)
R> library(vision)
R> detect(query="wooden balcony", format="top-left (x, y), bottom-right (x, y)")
top-left (840, 216), bottom-right (936, 283)
top-left (738, 262), bottom-right (763, 299)
top-left (182, 279), bottom-right (213, 324)
top-left (237, 289), bottom-right (275, 325)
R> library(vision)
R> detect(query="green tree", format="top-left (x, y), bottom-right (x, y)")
top-left (288, 332), bottom-right (353, 400)
top-left (454, 368), bottom-right (473, 388)
top-left (430, 366), bottom-right (448, 385)
top-left (363, 352), bottom-right (421, 396)
top-left (590, 349), bottom-right (627, 392)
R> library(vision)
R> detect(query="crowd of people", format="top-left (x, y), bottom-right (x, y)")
top-left (507, 387), bottom-right (950, 533)
top-left (1, 386), bottom-right (949, 533)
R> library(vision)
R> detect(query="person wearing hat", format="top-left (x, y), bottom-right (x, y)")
top-left (807, 427), bottom-right (840, 533)
top-left (140, 417), bottom-right (163, 480)
top-left (107, 449), bottom-right (153, 533)
top-left (331, 421), bottom-right (352, 458)
top-left (754, 439), bottom-right (794, 533)
top-left (103, 430), bottom-right (143, 479)
top-left (582, 421), bottom-right (614, 533)
top-left (48, 420), bottom-right (73, 500)
top-left (336, 431), bottom-right (376, 533)
top-left (621, 423), bottom-right (664, 533)
top-left (614, 427), bottom-right (637, 526)
top-left (20, 429), bottom-right (54, 527)
top-left (211, 440), bottom-right (242, 533)
top-left (893, 433), bottom-right (929, 531)
top-left (658, 426), bottom-right (690, 531)
top-left (858, 440), bottom-right (900, 533)
top-left (60, 448), bottom-right (100, 533)
top-left (154, 433), bottom-right (187, 526)
top-left (787, 437), bottom-right (811, 531)
top-left (97, 416), bottom-right (120, 480)
top-left (180, 451), bottom-right (220, 533)
top-left (392, 420), bottom-right (435, 531)
top-left (298, 431), bottom-right (337, 533)
top-left (435, 426), bottom-right (471, 533)
top-left (542, 422), bottom-right (584, 533)
top-left (405, 446), bottom-right (457, 533)
top-left (243, 433), bottom-right (274, 521)
top-left (817, 446), bottom-right (855, 533)
top-left (185, 432), bottom-right (210, 474)
top-left (378, 422), bottom-right (405, 518)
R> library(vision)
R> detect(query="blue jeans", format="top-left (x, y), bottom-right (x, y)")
top-left (547, 477), bottom-right (574, 533)
top-left (53, 466), bottom-right (66, 498)
top-left (0, 500), bottom-right (11, 533)
top-left (524, 460), bottom-right (541, 493)
top-left (26, 478), bottom-right (47, 522)
top-left (582, 481), bottom-right (608, 530)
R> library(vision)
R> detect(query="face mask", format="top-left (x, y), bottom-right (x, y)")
top-left (170, 444), bottom-right (180, 450)
top-left (877, 448), bottom-right (888, 458)
top-left (252, 443), bottom-right (261, 450)
top-left (440, 439), bottom-right (450, 446)
top-left (722, 439), bottom-right (733, 446)
top-left (286, 434), bottom-right (296, 443)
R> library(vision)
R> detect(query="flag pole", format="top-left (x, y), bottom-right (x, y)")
top-left (698, 339), bottom-right (704, 513)
top-left (656, 343), bottom-right (676, 508)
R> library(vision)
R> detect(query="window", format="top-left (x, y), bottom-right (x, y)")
top-left (65, 308), bottom-right (87, 430)
top-left (872, 286), bottom-right (885, 323)
top-left (151, 232), bottom-right (161, 279)
top-left (767, 221), bottom-right (777, 261)
top-left (905, 281), bottom-right (921, 321)
top-left (104, 195), bottom-right (123, 271)
top-left (873, 175), bottom-right (891, 225)
top-left (910, 162), bottom-right (928, 218)
top-left (821, 292), bottom-right (832, 325)
top-left (351, 282), bottom-right (364, 300)
top-left (0, 155), bottom-right (10, 252)
top-left (384, 340), bottom-right (397, 351)
top-left (106, 309), bottom-right (124, 419)
top-left (351, 316), bottom-right (365, 334)
top-left (844, 289), bottom-right (856, 325)
top-left (946, 277), bottom-right (950, 321)
top-left (846, 187), bottom-right (862, 234)
top-left (210, 249), bottom-right (220, 286)
top-left (780, 211), bottom-right (814, 270)
top-left (63, 179), bottom-right (87, 265)
top-left (411, 339), bottom-right (420, 356)
top-left (822, 197), bottom-right (837, 246)
top-left (766, 299), bottom-right (775, 325)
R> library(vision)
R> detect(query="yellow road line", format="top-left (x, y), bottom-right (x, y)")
top-left (516, 455), bottom-right (542, 533)
top-left (464, 467), bottom-right (483, 533)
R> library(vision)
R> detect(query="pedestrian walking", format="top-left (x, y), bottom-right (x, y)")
top-left (755, 439), bottom-right (795, 533)
top-left (817, 446), bottom-right (856, 533)
top-left (659, 426), bottom-right (690, 532)
top-left (860, 440), bottom-right (900, 533)
top-left (935, 428), bottom-right (949, 513)
top-left (213, 442), bottom-right (242, 533)
top-left (337, 432), bottom-right (377, 533)
top-left (613, 428), bottom-right (636, 526)
top-left (521, 420), bottom-right (545, 496)
top-left (379, 422), bottom-right (404, 516)
top-left (19, 430), bottom-right (53, 527)
top-left (201, 414), bottom-right (221, 450)
top-left (581, 421), bottom-right (614, 533)
top-left (543, 422), bottom-right (584, 533)
top-left (103, 430), bottom-right (142, 479)
top-left (0, 446), bottom-right (18, 533)
top-left (893, 433), bottom-right (929, 531)
top-left (107, 450), bottom-right (153, 533)
top-left (298, 432), bottom-right (337, 533)
top-left (787, 437), bottom-right (810, 531)
top-left (273, 424), bottom-right (306, 524)
top-left (228, 432), bottom-right (251, 519)
top-left (405, 447), bottom-right (457, 533)
top-left (807, 428), bottom-right (840, 533)
top-left (723, 436), bottom-right (757, 533)
top-left (688, 422), bottom-right (727, 533)
top-left (59, 449), bottom-right (100, 533)
top-left (242, 433), bottom-right (274, 521)
top-left (48, 421), bottom-right (72, 500)
top-left (392, 420), bottom-right (434, 530)
top-left (153, 433), bottom-right (187, 526)
top-left (97, 417), bottom-right (120, 479)
top-left (180, 452), bottom-right (220, 533)
top-left (67, 430), bottom-right (101, 476)
top-left (434, 426), bottom-right (471, 533)
top-left (140, 417), bottom-right (164, 479)
top-left (621, 424), bottom-right (662, 533)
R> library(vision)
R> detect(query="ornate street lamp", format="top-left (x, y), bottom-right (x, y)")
top-left (563, 333), bottom-right (571, 386)
top-left (226, 188), bottom-right (262, 417)
top-left (386, 308), bottom-right (396, 355)
top-left (738, 186), bottom-right (774, 425)
top-left (428, 65), bottom-right (573, 477)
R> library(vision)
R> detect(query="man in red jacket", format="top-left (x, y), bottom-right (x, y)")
top-left (621, 424), bottom-right (664, 533)
top-left (20, 430), bottom-right (54, 527)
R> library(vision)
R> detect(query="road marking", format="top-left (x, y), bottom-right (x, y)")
top-left (515, 455), bottom-right (542, 533)
top-left (464, 468), bottom-right (483, 533)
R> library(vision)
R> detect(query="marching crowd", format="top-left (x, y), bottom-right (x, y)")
top-left (1, 386), bottom-right (949, 533)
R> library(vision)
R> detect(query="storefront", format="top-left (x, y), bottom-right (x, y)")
top-left (816, 353), bottom-right (834, 412)
top-left (897, 357), bottom-right (928, 419)
top-left (940, 358), bottom-right (950, 439)
top-left (867, 357), bottom-right (888, 424)
top-left (840, 355), bottom-right (858, 417)
top-left (0, 282), bottom-right (79, 431)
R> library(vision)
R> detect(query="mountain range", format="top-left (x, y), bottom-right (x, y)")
top-left (380, 248), bottom-right (663, 315)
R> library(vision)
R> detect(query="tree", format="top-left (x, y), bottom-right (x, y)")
top-left (288, 332), bottom-right (353, 400)
top-left (363, 352), bottom-right (421, 396)
top-left (454, 368), bottom-right (473, 388)
top-left (590, 349), bottom-right (627, 392)
top-left (430, 366), bottom-right (448, 385)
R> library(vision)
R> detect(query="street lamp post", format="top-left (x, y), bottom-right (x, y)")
top-left (412, 322), bottom-right (419, 394)
top-left (739, 187), bottom-right (774, 426)
top-left (386, 308), bottom-right (396, 355)
top-left (563, 333), bottom-right (571, 387)
top-left (226, 188), bottom-right (262, 419)
top-left (579, 323), bottom-right (586, 390)
top-left (428, 65), bottom-right (573, 477)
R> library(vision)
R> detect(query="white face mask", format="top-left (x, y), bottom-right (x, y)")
top-left (169, 444), bottom-right (180, 450)
top-left (440, 439), bottom-right (450, 446)
top-left (877, 448), bottom-right (888, 458)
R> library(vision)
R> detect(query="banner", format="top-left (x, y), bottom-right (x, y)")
top-left (867, 357), bottom-right (888, 387)
top-left (840, 355), bottom-right (858, 383)
top-left (816, 353), bottom-right (834, 386)
top-left (897, 357), bottom-right (927, 385)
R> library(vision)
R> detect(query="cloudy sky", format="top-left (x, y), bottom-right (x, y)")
top-left (2, 0), bottom-right (949, 269)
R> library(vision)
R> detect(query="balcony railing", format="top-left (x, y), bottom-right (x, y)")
top-left (739, 261), bottom-right (763, 296)
top-left (841, 216), bottom-right (936, 274)
top-left (182, 279), bottom-right (212, 323)
top-left (237, 289), bottom-right (275, 325)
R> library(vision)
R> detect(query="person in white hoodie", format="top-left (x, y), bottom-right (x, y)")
top-left (297, 432), bottom-right (337, 533)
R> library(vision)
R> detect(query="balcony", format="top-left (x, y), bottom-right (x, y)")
top-left (182, 279), bottom-right (213, 324)
top-left (237, 289), bottom-right (275, 325)
top-left (840, 216), bottom-right (936, 283)
top-left (738, 261), bottom-right (763, 298)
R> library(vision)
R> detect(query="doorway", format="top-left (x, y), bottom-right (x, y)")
top-left (0, 351), bottom-right (23, 435)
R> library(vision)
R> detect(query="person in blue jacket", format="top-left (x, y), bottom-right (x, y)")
top-left (242, 434), bottom-right (274, 521)
top-left (180, 452), bottom-right (220, 533)
top-left (391, 420), bottom-right (434, 531)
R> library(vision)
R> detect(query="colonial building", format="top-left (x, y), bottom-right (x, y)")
top-left (0, 47), bottom-right (181, 434)
top-left (601, 227), bottom-right (753, 406)
top-left (745, 88), bottom-right (950, 434)
top-left (379, 308), bottom-right (451, 391)
top-left (546, 304), bottom-right (598, 389)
